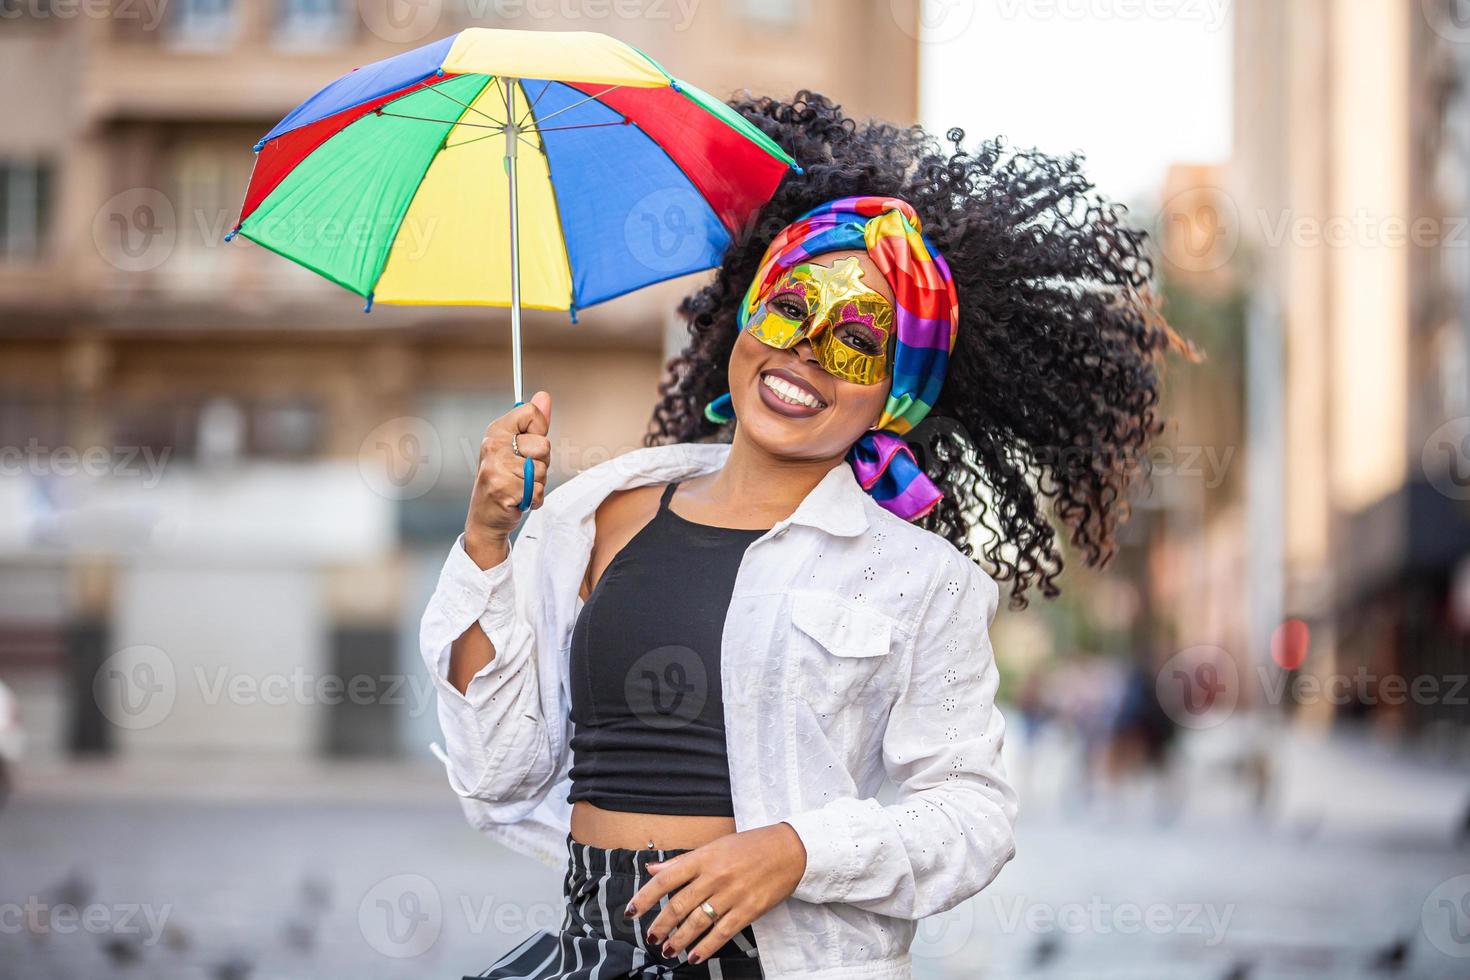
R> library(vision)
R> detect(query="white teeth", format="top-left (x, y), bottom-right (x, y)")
top-left (761, 373), bottom-right (824, 410)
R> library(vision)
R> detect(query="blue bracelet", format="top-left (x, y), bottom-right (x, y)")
top-left (513, 401), bottom-right (534, 511)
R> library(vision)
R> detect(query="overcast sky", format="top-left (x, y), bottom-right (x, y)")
top-left (919, 2), bottom-right (1233, 209)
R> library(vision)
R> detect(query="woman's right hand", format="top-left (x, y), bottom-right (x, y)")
top-left (463, 390), bottom-right (552, 569)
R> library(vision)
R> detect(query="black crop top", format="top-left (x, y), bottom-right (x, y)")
top-left (567, 480), bottom-right (769, 817)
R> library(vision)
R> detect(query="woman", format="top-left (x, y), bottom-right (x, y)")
top-left (420, 92), bottom-right (1189, 980)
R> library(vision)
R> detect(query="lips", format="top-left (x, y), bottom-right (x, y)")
top-left (761, 367), bottom-right (827, 406)
top-left (755, 366), bottom-right (828, 421)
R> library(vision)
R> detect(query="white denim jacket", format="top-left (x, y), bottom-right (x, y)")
top-left (420, 440), bottom-right (1018, 980)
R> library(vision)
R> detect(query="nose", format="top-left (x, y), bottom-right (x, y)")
top-left (793, 335), bottom-right (819, 364)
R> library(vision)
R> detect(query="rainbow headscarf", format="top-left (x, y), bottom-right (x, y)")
top-left (706, 196), bottom-right (959, 522)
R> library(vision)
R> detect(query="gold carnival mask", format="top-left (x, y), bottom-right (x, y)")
top-left (744, 256), bottom-right (895, 386)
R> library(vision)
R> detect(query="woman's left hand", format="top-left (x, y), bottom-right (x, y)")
top-left (628, 822), bottom-right (807, 965)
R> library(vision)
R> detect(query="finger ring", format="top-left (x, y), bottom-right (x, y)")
top-left (511, 432), bottom-right (523, 458)
top-left (699, 901), bottom-right (720, 923)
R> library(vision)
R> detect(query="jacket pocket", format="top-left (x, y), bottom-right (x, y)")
top-left (789, 590), bottom-right (898, 716)
top-left (791, 590), bottom-right (894, 658)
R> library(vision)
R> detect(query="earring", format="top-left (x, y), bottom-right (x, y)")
top-left (704, 392), bottom-right (735, 424)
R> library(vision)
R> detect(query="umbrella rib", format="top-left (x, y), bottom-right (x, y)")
top-left (444, 131), bottom-right (506, 151)
top-left (530, 120), bottom-right (634, 134)
top-left (375, 109), bottom-right (505, 131)
top-left (438, 127), bottom-right (537, 155)
top-left (526, 84), bottom-right (624, 127)
top-left (517, 79), bottom-right (554, 128)
top-left (424, 82), bottom-right (505, 127)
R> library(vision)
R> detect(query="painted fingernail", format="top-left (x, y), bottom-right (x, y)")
top-left (661, 943), bottom-right (674, 958)
top-left (689, 953), bottom-right (703, 965)
top-left (647, 933), bottom-right (661, 946)
top-left (624, 903), bottom-right (636, 919)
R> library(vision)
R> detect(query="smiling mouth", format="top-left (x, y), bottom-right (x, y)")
top-left (760, 371), bottom-right (828, 410)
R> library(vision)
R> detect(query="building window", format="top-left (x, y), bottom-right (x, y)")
top-left (170, 0), bottom-right (236, 48)
top-left (0, 160), bottom-right (53, 263)
top-left (737, 0), bottom-right (803, 24)
top-left (109, 395), bottom-right (325, 465)
top-left (275, 0), bottom-right (350, 49)
top-left (249, 399), bottom-right (325, 460)
top-left (170, 140), bottom-right (240, 283)
top-left (111, 398), bottom-right (203, 464)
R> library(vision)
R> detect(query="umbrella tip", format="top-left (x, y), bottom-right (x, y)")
top-left (252, 139), bottom-right (266, 153)
top-left (569, 304), bottom-right (578, 325)
top-left (669, 79), bottom-right (682, 93)
top-left (792, 163), bottom-right (805, 175)
top-left (363, 293), bottom-right (375, 314)
top-left (223, 226), bottom-right (239, 243)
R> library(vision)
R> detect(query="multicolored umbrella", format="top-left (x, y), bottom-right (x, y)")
top-left (229, 28), bottom-right (799, 506)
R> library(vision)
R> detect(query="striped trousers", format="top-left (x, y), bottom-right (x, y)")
top-left (469, 836), bottom-right (764, 980)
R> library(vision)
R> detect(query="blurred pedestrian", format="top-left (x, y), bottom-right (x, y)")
top-left (0, 678), bottom-right (23, 811)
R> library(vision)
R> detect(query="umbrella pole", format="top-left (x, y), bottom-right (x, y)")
top-left (503, 76), bottom-right (534, 511)
top-left (503, 76), bottom-right (524, 406)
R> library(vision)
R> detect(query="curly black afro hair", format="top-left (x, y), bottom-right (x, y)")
top-left (646, 91), bottom-right (1195, 609)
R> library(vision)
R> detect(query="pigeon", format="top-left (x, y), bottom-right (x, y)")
top-left (1220, 960), bottom-right (1253, 980)
top-left (211, 956), bottom-right (253, 980)
top-left (102, 936), bottom-right (142, 967)
top-left (1031, 934), bottom-right (1060, 968)
top-left (1371, 935), bottom-right (1410, 973)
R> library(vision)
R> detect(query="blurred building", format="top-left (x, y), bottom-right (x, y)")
top-left (1148, 163), bottom-right (1249, 672)
top-left (1230, 0), bottom-right (1470, 741)
top-left (0, 0), bottom-right (919, 762)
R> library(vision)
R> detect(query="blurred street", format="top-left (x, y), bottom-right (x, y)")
top-left (3, 726), bottom-right (1466, 980)
top-left (4, 2), bottom-right (1470, 979)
